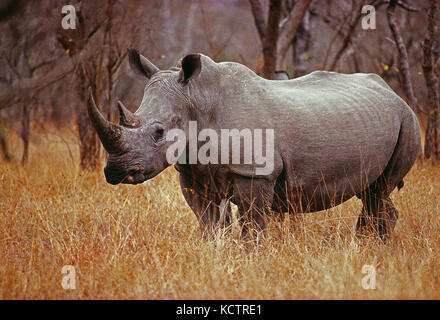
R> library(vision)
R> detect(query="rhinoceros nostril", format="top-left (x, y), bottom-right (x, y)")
top-left (122, 171), bottom-right (146, 184)
top-left (132, 171), bottom-right (146, 183)
top-left (125, 175), bottom-right (134, 183)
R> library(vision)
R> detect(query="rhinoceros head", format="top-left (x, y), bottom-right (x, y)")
top-left (88, 48), bottom-right (201, 185)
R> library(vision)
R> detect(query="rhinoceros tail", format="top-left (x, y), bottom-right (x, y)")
top-left (397, 180), bottom-right (404, 190)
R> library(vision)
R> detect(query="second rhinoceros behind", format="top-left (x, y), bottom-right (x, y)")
top-left (88, 49), bottom-right (421, 242)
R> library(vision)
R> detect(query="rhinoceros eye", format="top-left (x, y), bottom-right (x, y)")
top-left (152, 123), bottom-right (164, 141)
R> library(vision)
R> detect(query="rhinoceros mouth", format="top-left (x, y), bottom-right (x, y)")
top-left (121, 168), bottom-right (146, 185)
top-left (121, 169), bottom-right (160, 185)
top-left (121, 172), bottom-right (145, 184)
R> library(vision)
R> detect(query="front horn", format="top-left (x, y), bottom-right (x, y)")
top-left (87, 87), bottom-right (125, 153)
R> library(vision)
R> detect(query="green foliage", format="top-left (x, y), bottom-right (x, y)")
top-left (304, 54), bottom-right (313, 63)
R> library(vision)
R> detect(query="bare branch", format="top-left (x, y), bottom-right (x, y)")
top-left (422, 0), bottom-right (440, 160)
top-left (30, 57), bottom-right (59, 74)
top-left (262, 0), bottom-right (281, 79)
top-left (396, 0), bottom-right (419, 12)
top-left (328, 0), bottom-right (389, 71)
top-left (276, 0), bottom-right (312, 69)
top-left (0, 68), bottom-right (74, 110)
top-left (2, 53), bottom-right (22, 81)
top-left (249, 0), bottom-right (267, 43)
top-left (387, 0), bottom-right (417, 109)
top-left (328, 4), bottom-right (363, 71)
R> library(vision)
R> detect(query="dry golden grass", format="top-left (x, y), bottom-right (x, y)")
top-left (0, 126), bottom-right (439, 300)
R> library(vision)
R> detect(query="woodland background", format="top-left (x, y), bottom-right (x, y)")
top-left (0, 0), bottom-right (439, 300)
top-left (0, 0), bottom-right (439, 166)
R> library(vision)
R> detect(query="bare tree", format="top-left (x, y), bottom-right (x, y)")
top-left (249, 0), bottom-right (312, 79)
top-left (262, 0), bottom-right (282, 79)
top-left (387, 0), bottom-right (418, 110)
top-left (327, 1), bottom-right (365, 71)
top-left (1, 3), bottom-right (60, 163)
top-left (56, 2), bottom-right (104, 170)
top-left (289, 0), bottom-right (311, 77)
top-left (422, 0), bottom-right (440, 161)
top-left (0, 125), bottom-right (11, 161)
top-left (276, 0), bottom-right (312, 69)
top-left (56, 1), bottom-right (130, 170)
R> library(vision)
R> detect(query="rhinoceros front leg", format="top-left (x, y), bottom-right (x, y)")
top-left (179, 172), bottom-right (229, 239)
top-left (232, 176), bottom-right (275, 239)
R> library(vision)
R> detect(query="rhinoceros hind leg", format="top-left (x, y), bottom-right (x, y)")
top-left (356, 179), bottom-right (399, 243)
top-left (356, 113), bottom-right (420, 243)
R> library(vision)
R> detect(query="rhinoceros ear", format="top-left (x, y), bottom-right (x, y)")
top-left (128, 48), bottom-right (159, 79)
top-left (178, 54), bottom-right (201, 84)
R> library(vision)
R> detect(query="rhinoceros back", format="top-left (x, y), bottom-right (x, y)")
top-left (265, 71), bottom-right (417, 211)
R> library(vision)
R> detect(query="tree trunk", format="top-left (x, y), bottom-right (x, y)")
top-left (0, 129), bottom-right (11, 162)
top-left (387, 0), bottom-right (417, 110)
top-left (20, 102), bottom-right (31, 164)
top-left (329, 3), bottom-right (363, 72)
top-left (262, 0), bottom-right (282, 79)
top-left (249, 0), bottom-right (267, 43)
top-left (78, 86), bottom-right (101, 170)
top-left (249, 0), bottom-right (312, 76)
top-left (422, 0), bottom-right (440, 161)
top-left (276, 0), bottom-right (312, 69)
top-left (291, 8), bottom-right (311, 77)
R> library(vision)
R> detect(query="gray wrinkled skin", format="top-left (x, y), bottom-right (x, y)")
top-left (92, 51), bottom-right (421, 242)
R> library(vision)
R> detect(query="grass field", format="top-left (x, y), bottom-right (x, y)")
top-left (0, 127), bottom-right (439, 299)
